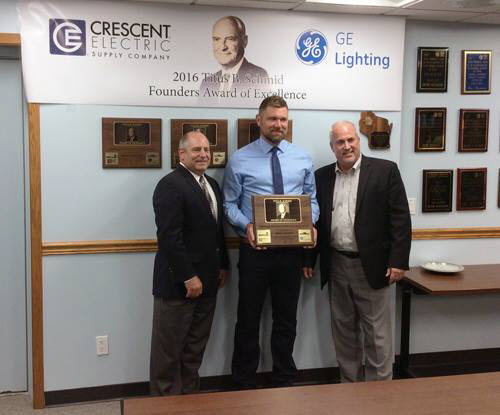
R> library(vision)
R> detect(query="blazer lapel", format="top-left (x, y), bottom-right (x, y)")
top-left (178, 166), bottom-right (216, 222)
top-left (355, 156), bottom-right (371, 215)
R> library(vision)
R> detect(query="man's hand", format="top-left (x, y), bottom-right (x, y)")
top-left (245, 223), bottom-right (266, 250)
top-left (218, 269), bottom-right (229, 288)
top-left (303, 267), bottom-right (314, 280)
top-left (386, 267), bottom-right (406, 284)
top-left (185, 276), bottom-right (203, 298)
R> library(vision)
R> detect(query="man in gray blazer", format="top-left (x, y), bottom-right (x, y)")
top-left (305, 121), bottom-right (411, 382)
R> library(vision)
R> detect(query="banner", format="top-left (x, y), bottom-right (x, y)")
top-left (19, 1), bottom-right (405, 110)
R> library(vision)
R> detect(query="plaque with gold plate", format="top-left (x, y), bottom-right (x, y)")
top-left (102, 118), bottom-right (162, 168)
top-left (457, 168), bottom-right (487, 211)
top-left (251, 195), bottom-right (313, 247)
top-left (458, 109), bottom-right (489, 152)
top-left (416, 47), bottom-right (449, 93)
top-left (461, 50), bottom-right (491, 95)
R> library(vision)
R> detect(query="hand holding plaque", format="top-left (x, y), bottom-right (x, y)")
top-left (251, 195), bottom-right (313, 247)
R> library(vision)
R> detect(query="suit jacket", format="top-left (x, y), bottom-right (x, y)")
top-left (311, 156), bottom-right (411, 290)
top-left (152, 166), bottom-right (229, 299)
top-left (199, 58), bottom-right (268, 93)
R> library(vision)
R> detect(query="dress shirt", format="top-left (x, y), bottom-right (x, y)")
top-left (220, 58), bottom-right (244, 91)
top-left (330, 155), bottom-right (362, 252)
top-left (223, 137), bottom-right (319, 237)
top-left (180, 163), bottom-right (218, 222)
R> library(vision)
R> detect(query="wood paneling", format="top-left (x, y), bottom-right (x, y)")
top-left (28, 103), bottom-right (44, 409)
top-left (412, 227), bottom-right (500, 240)
top-left (0, 33), bottom-right (20, 46)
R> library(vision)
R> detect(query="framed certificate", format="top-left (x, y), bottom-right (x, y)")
top-left (237, 119), bottom-right (292, 149)
top-left (457, 168), bottom-right (487, 211)
top-left (422, 170), bottom-right (453, 212)
top-left (171, 119), bottom-right (227, 168)
top-left (417, 47), bottom-right (449, 92)
top-left (415, 108), bottom-right (446, 152)
top-left (461, 50), bottom-right (491, 94)
top-left (102, 118), bottom-right (161, 168)
top-left (251, 195), bottom-right (313, 247)
top-left (458, 109), bottom-right (489, 152)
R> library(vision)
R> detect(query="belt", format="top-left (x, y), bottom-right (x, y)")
top-left (333, 248), bottom-right (359, 258)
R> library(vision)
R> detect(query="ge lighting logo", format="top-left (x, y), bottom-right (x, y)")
top-left (295, 30), bottom-right (328, 65)
top-left (49, 19), bottom-right (86, 56)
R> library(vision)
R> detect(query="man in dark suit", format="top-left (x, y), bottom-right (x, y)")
top-left (199, 16), bottom-right (268, 96)
top-left (304, 121), bottom-right (411, 382)
top-left (150, 131), bottom-right (229, 395)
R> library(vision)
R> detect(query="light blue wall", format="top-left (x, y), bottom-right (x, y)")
top-left (0, 0), bottom-right (19, 33)
top-left (399, 21), bottom-right (500, 353)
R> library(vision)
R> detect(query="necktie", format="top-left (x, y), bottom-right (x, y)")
top-left (271, 147), bottom-right (284, 194)
top-left (199, 176), bottom-right (217, 220)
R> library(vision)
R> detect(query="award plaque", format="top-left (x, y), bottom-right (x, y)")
top-left (171, 119), bottom-right (227, 168)
top-left (415, 108), bottom-right (446, 152)
top-left (417, 47), bottom-right (449, 92)
top-left (457, 168), bottom-right (487, 211)
top-left (102, 118), bottom-right (161, 168)
top-left (251, 195), bottom-right (313, 247)
top-left (461, 50), bottom-right (491, 94)
top-left (237, 119), bottom-right (292, 149)
top-left (422, 170), bottom-right (453, 212)
top-left (458, 109), bottom-right (489, 152)
top-left (359, 111), bottom-right (392, 149)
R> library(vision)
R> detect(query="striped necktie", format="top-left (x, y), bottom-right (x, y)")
top-left (199, 175), bottom-right (216, 220)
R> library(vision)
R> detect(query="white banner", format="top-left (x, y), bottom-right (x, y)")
top-left (19, 0), bottom-right (405, 110)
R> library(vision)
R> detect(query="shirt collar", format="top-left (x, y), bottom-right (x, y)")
top-left (335, 154), bottom-right (362, 174)
top-left (257, 136), bottom-right (289, 154)
top-left (222, 57), bottom-right (244, 76)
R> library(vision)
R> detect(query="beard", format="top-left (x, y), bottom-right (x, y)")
top-left (263, 129), bottom-right (285, 143)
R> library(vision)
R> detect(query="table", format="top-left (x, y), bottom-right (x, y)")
top-left (399, 264), bottom-right (500, 378)
top-left (121, 372), bottom-right (500, 415)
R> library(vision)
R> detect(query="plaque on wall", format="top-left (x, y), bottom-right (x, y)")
top-left (102, 118), bottom-right (161, 168)
top-left (457, 168), bottom-right (487, 211)
top-left (416, 47), bottom-right (449, 92)
top-left (414, 108), bottom-right (446, 152)
top-left (422, 170), bottom-right (453, 212)
top-left (461, 50), bottom-right (491, 94)
top-left (251, 195), bottom-right (313, 247)
top-left (237, 119), bottom-right (292, 149)
top-left (458, 109), bottom-right (489, 152)
top-left (171, 119), bottom-right (227, 168)
top-left (359, 111), bottom-right (392, 149)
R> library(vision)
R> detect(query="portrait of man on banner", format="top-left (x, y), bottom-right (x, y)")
top-left (199, 15), bottom-right (268, 96)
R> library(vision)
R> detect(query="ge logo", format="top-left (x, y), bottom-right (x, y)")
top-left (49, 19), bottom-right (86, 56)
top-left (295, 30), bottom-right (328, 65)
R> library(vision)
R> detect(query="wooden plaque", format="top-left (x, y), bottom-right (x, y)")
top-left (171, 119), bottom-right (227, 168)
top-left (252, 195), bottom-right (313, 247)
top-left (237, 119), bottom-right (292, 149)
top-left (102, 118), bottom-right (161, 168)
top-left (422, 170), bottom-right (453, 212)
top-left (417, 47), bottom-right (449, 93)
top-left (457, 168), bottom-right (487, 211)
top-left (458, 109), bottom-right (489, 152)
top-left (415, 108), bottom-right (446, 152)
top-left (461, 50), bottom-right (491, 94)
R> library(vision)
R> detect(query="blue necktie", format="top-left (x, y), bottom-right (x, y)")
top-left (271, 147), bottom-right (284, 194)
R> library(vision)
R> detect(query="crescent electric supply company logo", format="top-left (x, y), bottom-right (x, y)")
top-left (49, 19), bottom-right (86, 56)
top-left (295, 30), bottom-right (328, 65)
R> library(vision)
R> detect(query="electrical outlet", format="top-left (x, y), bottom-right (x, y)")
top-left (96, 335), bottom-right (109, 356)
top-left (408, 197), bottom-right (416, 215)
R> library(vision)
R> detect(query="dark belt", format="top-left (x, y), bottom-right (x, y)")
top-left (333, 248), bottom-right (359, 258)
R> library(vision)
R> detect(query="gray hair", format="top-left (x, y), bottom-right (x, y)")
top-left (214, 16), bottom-right (246, 38)
top-left (329, 120), bottom-right (357, 140)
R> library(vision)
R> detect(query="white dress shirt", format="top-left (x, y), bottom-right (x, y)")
top-left (180, 163), bottom-right (218, 222)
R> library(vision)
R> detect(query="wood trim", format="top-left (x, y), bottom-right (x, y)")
top-left (43, 239), bottom-right (158, 255)
top-left (412, 227), bottom-right (500, 240)
top-left (28, 103), bottom-right (44, 409)
top-left (0, 32), bottom-right (20, 46)
top-left (40, 228), bottom-right (500, 256)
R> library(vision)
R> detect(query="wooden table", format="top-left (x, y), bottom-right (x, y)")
top-left (399, 264), bottom-right (500, 377)
top-left (121, 372), bottom-right (500, 415)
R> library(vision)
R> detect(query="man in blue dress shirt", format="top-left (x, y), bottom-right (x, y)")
top-left (223, 95), bottom-right (319, 388)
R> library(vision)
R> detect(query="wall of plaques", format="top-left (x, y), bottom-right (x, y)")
top-left (402, 21), bottom-right (499, 219)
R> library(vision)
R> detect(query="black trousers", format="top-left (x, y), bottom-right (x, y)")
top-left (232, 244), bottom-right (302, 388)
top-left (150, 295), bottom-right (216, 395)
